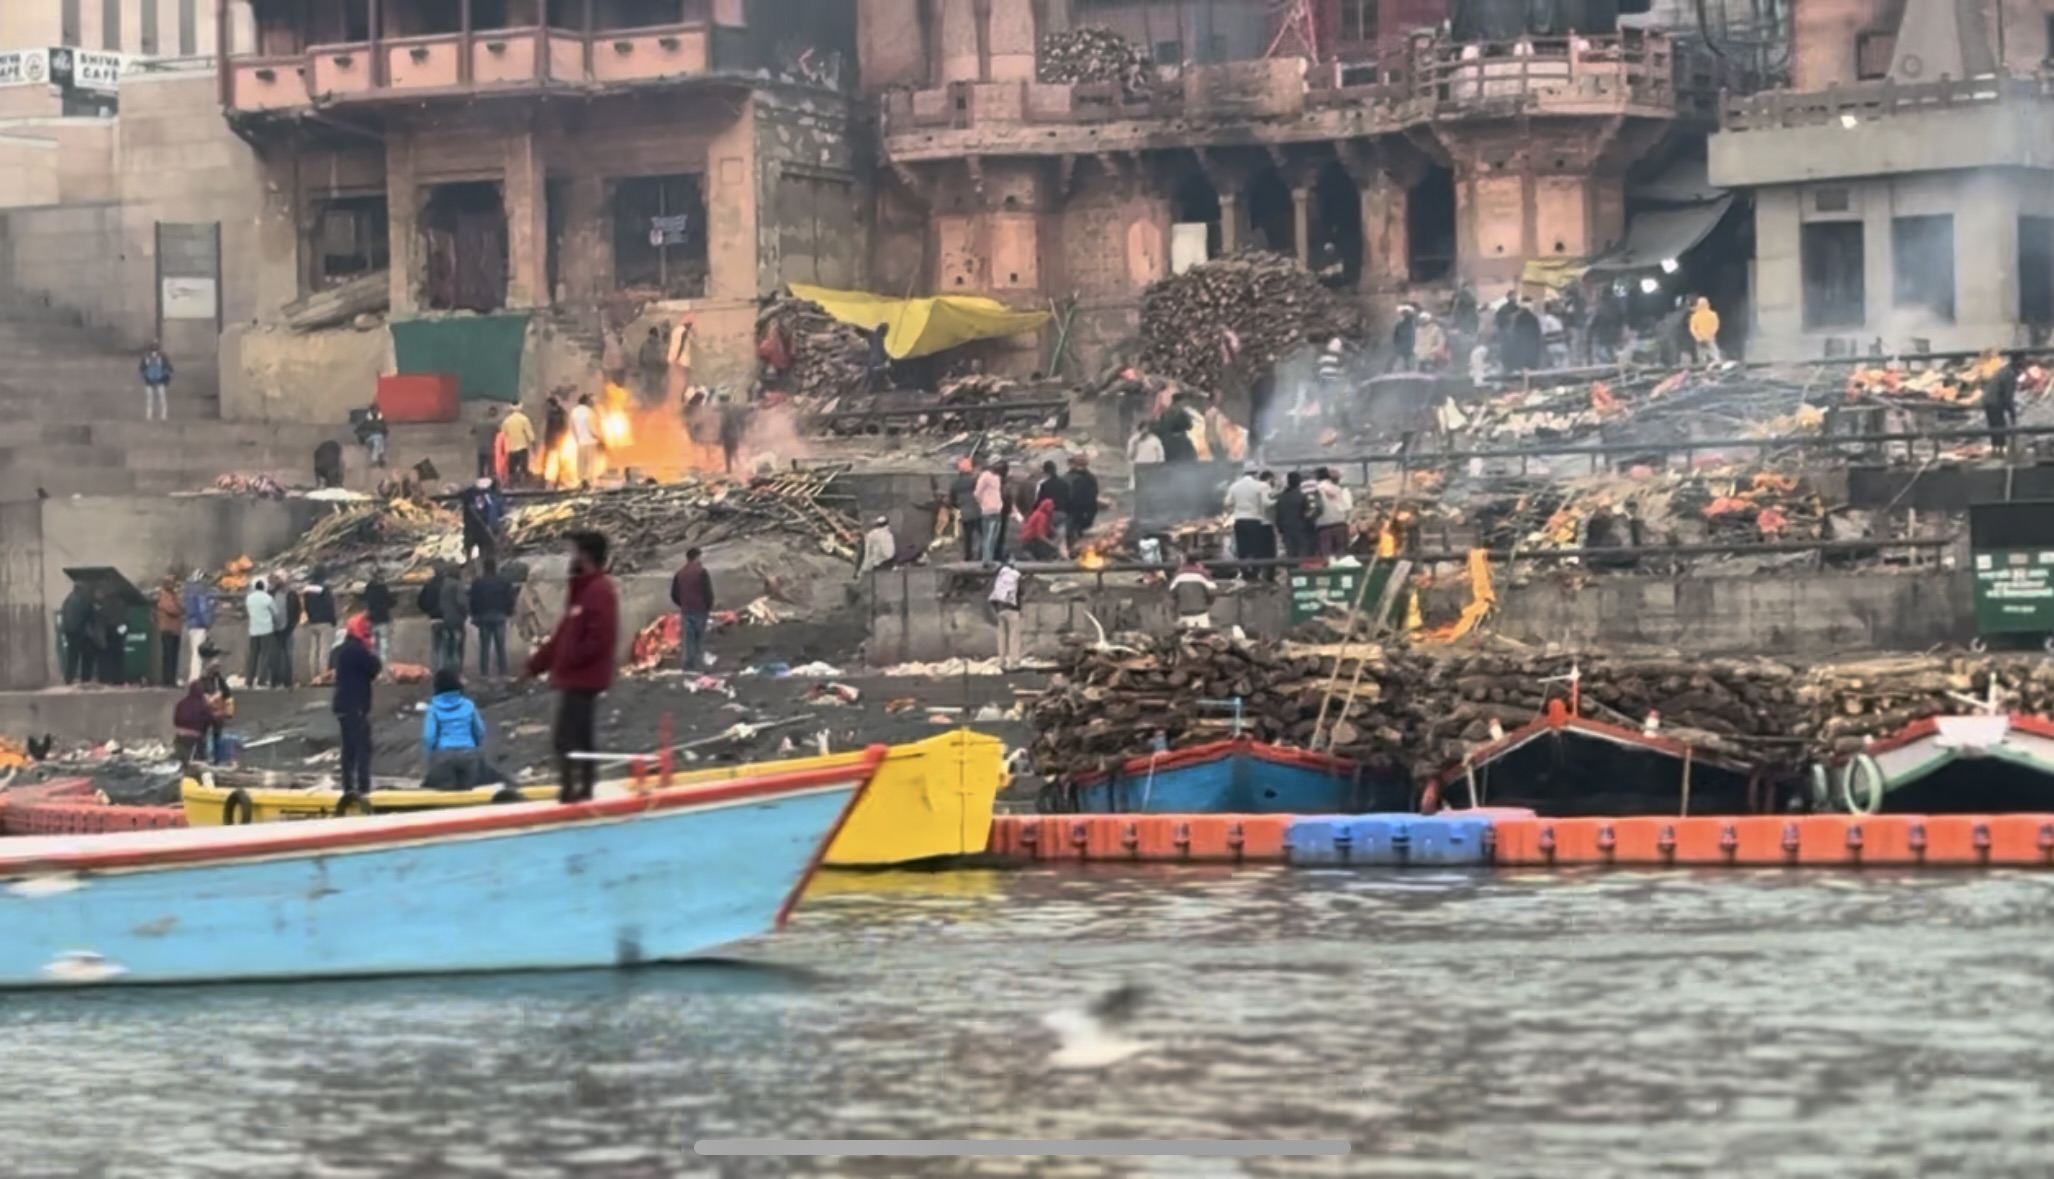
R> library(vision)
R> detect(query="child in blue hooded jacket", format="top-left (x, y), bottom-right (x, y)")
top-left (422, 668), bottom-right (489, 789)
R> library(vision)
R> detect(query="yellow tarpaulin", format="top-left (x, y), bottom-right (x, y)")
top-left (787, 283), bottom-right (1051, 361)
top-left (1520, 258), bottom-right (1588, 291)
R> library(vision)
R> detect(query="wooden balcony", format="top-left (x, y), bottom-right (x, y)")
top-left (222, 24), bottom-right (716, 113)
top-left (879, 31), bottom-right (1716, 162)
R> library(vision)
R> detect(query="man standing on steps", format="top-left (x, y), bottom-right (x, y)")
top-left (468, 557), bottom-right (515, 679)
top-left (570, 393), bottom-right (602, 487)
top-left (153, 572), bottom-right (184, 686)
top-left (182, 571), bottom-right (214, 684)
top-left (139, 343), bottom-right (173, 421)
top-left (300, 573), bottom-right (338, 677)
top-left (473, 406), bottom-right (503, 480)
top-left (244, 577), bottom-right (277, 688)
top-left (526, 531), bottom-right (620, 804)
top-left (670, 546), bottom-right (714, 672)
top-left (499, 401), bottom-right (535, 489)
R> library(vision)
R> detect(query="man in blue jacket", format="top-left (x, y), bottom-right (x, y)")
top-left (423, 667), bottom-right (489, 789)
top-left (331, 614), bottom-right (383, 800)
top-left (139, 343), bottom-right (173, 421)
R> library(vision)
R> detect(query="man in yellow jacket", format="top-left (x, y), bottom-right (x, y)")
top-left (1689, 296), bottom-right (1722, 365)
top-left (499, 402), bottom-right (537, 488)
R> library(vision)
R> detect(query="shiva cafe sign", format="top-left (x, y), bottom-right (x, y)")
top-left (0, 48), bottom-right (128, 94)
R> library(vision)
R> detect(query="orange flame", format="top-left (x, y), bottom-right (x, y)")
top-left (1076, 549), bottom-right (1108, 570)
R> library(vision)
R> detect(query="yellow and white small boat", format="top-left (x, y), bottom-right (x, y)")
top-left (179, 730), bottom-right (1007, 867)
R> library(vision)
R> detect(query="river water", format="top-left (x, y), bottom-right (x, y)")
top-left (4, 867), bottom-right (2053, 1178)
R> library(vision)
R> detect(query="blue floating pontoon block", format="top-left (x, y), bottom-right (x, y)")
top-left (1285, 814), bottom-right (1498, 867)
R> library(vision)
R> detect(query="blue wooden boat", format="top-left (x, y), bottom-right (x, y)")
top-left (1063, 738), bottom-right (1388, 814)
top-left (0, 749), bottom-right (886, 988)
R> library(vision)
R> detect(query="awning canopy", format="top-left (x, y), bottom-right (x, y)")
top-left (786, 283), bottom-right (1051, 361)
top-left (1585, 195), bottom-right (1735, 275)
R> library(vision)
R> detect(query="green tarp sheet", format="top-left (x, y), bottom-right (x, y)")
top-left (390, 314), bottom-right (530, 403)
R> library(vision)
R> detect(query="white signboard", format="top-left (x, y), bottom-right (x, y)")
top-left (161, 277), bottom-right (218, 321)
top-left (48, 47), bottom-right (126, 94)
top-left (0, 49), bottom-right (49, 86)
top-left (70, 49), bottom-right (125, 93)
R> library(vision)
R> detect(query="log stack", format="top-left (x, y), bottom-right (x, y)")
top-left (1138, 252), bottom-right (1364, 391)
top-left (1030, 636), bottom-right (1814, 784)
top-left (758, 296), bottom-right (871, 401)
top-left (1038, 27), bottom-right (1154, 98)
top-left (1799, 655), bottom-right (2054, 753)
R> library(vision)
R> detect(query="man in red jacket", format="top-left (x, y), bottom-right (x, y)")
top-left (525, 530), bottom-right (620, 803)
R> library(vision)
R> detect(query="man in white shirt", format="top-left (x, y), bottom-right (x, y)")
top-left (1127, 422), bottom-right (1165, 465)
top-left (988, 559), bottom-right (1024, 670)
top-left (1314, 468), bottom-right (1354, 557)
top-left (1224, 463), bottom-right (1278, 582)
top-left (570, 393), bottom-right (601, 488)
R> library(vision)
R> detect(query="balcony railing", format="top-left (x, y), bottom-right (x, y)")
top-left (880, 31), bottom-right (1715, 145)
top-left (1721, 72), bottom-right (2049, 132)
top-left (223, 23), bottom-right (714, 111)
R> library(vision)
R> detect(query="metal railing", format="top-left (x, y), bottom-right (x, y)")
top-left (911, 536), bottom-right (1958, 594)
top-left (1274, 423), bottom-right (2054, 487)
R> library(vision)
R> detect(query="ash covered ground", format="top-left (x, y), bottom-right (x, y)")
top-left (220, 614), bottom-right (1045, 810)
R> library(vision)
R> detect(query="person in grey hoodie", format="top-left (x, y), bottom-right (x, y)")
top-left (244, 578), bottom-right (278, 688)
top-left (438, 565), bottom-right (470, 672)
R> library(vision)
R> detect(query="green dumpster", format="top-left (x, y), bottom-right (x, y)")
top-left (1969, 502), bottom-right (2054, 639)
top-left (54, 566), bottom-right (153, 685)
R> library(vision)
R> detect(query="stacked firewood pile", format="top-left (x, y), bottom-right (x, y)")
top-left (1038, 27), bottom-right (1154, 97)
top-left (1138, 252), bottom-right (1363, 390)
top-left (1798, 655), bottom-right (2054, 753)
top-left (758, 296), bottom-right (871, 400)
top-left (505, 469), bottom-right (861, 570)
top-left (807, 374), bottom-right (1067, 437)
top-left (1029, 635), bottom-right (1820, 784)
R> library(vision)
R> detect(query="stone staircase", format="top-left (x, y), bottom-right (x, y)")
top-left (0, 298), bottom-right (479, 500)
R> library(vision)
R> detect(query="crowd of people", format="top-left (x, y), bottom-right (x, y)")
top-left (1379, 283), bottom-right (1728, 378)
top-left (161, 530), bottom-right (621, 807)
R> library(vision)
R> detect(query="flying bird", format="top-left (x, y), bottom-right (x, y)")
top-left (1043, 982), bottom-right (1153, 1070)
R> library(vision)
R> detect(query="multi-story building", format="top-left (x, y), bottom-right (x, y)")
top-left (0, 0), bottom-right (219, 60)
top-left (1710, 0), bottom-right (2054, 358)
top-left (859, 0), bottom-right (1731, 368)
top-left (213, 0), bottom-right (862, 401)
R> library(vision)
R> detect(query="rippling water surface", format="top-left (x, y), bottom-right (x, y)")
top-left (5, 867), bottom-right (2054, 1178)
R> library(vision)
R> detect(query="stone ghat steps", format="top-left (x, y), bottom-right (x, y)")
top-left (0, 421), bottom-right (483, 501)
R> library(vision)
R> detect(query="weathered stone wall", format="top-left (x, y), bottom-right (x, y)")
top-left (865, 565), bottom-right (1978, 666)
top-left (0, 70), bottom-right (280, 395)
top-left (755, 89), bottom-right (867, 294)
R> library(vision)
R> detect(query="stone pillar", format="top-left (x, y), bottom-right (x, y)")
top-left (1291, 186), bottom-right (1311, 266)
top-left (559, 174), bottom-right (611, 304)
top-left (385, 134), bottom-right (420, 316)
top-left (987, 0), bottom-right (1037, 80)
top-left (1218, 193), bottom-right (1242, 253)
top-left (504, 128), bottom-right (549, 309)
top-left (1361, 176), bottom-right (1409, 291)
top-left (937, 0), bottom-right (980, 82)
